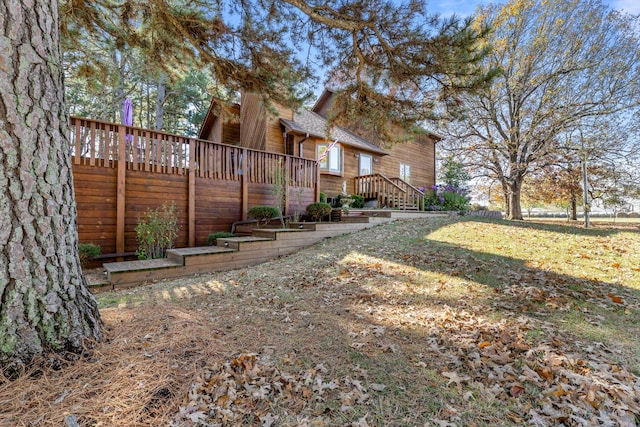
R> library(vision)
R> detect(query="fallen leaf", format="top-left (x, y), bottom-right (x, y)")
top-left (607, 293), bottom-right (625, 304)
top-left (510, 384), bottom-right (525, 398)
top-left (478, 341), bottom-right (491, 349)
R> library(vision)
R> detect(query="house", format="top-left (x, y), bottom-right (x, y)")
top-left (199, 89), bottom-right (441, 208)
top-left (68, 89), bottom-right (439, 256)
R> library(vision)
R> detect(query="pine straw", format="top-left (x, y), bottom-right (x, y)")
top-left (0, 305), bottom-right (226, 426)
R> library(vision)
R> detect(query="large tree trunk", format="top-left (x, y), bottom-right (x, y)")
top-left (0, 0), bottom-right (103, 368)
top-left (505, 178), bottom-right (524, 220)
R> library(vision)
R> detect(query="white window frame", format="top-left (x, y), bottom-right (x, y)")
top-left (359, 153), bottom-right (372, 176)
top-left (399, 163), bottom-right (411, 183)
top-left (317, 142), bottom-right (343, 175)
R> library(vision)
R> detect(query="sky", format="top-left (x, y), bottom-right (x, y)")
top-left (428, 0), bottom-right (640, 16)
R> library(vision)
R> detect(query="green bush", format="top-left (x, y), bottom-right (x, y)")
top-left (350, 194), bottom-right (365, 208)
top-left (319, 192), bottom-right (327, 203)
top-left (248, 205), bottom-right (280, 227)
top-left (78, 243), bottom-right (101, 268)
top-left (135, 202), bottom-right (179, 260)
top-left (306, 202), bottom-right (332, 221)
top-left (207, 232), bottom-right (235, 245)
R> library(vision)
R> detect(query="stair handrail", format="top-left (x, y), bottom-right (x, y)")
top-left (356, 173), bottom-right (407, 193)
top-left (389, 177), bottom-right (424, 194)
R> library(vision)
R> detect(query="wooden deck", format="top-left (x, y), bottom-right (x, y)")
top-left (69, 116), bottom-right (319, 254)
top-left (102, 210), bottom-right (447, 289)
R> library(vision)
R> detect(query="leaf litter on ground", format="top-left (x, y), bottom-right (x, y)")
top-left (2, 217), bottom-right (639, 426)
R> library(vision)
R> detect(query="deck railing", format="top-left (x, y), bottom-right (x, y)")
top-left (69, 116), bottom-right (317, 188)
top-left (354, 173), bottom-right (425, 211)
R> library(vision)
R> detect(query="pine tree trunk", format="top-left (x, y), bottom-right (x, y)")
top-left (155, 75), bottom-right (166, 130)
top-left (0, 0), bottom-right (103, 368)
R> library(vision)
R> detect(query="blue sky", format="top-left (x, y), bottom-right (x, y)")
top-left (428, 0), bottom-right (640, 16)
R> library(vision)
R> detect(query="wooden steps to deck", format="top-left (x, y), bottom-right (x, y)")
top-left (103, 210), bottom-right (446, 289)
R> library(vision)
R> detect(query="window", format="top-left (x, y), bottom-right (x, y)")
top-left (399, 163), bottom-right (411, 183)
top-left (317, 143), bottom-right (343, 174)
top-left (285, 134), bottom-right (295, 156)
top-left (359, 154), bottom-right (372, 176)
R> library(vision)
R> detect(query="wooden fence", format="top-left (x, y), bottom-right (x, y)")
top-left (70, 117), bottom-right (319, 254)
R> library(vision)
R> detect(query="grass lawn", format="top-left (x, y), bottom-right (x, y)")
top-left (1, 217), bottom-right (639, 426)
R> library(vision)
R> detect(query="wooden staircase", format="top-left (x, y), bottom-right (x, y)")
top-left (354, 174), bottom-right (426, 211)
top-left (103, 211), bottom-right (423, 288)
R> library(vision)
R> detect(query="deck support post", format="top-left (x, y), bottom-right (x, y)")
top-left (241, 148), bottom-right (248, 221)
top-left (314, 163), bottom-right (321, 202)
top-left (188, 138), bottom-right (196, 247)
top-left (284, 156), bottom-right (291, 215)
top-left (116, 124), bottom-right (126, 255)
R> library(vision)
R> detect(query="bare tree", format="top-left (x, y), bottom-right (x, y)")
top-left (441, 0), bottom-right (640, 219)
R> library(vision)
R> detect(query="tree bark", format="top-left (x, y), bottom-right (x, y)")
top-left (155, 75), bottom-right (166, 130)
top-left (570, 194), bottom-right (577, 221)
top-left (505, 178), bottom-right (524, 220)
top-left (0, 0), bottom-right (103, 367)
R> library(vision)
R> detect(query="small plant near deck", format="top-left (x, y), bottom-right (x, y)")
top-left (248, 205), bottom-right (280, 228)
top-left (78, 243), bottom-right (101, 268)
top-left (135, 202), bottom-right (179, 260)
top-left (319, 192), bottom-right (327, 203)
top-left (306, 202), bottom-right (332, 221)
top-left (271, 159), bottom-right (287, 228)
top-left (207, 232), bottom-right (235, 246)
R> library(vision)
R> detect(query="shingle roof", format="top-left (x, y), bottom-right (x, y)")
top-left (280, 109), bottom-right (389, 156)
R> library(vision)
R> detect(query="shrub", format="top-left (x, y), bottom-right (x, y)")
top-left (78, 243), bottom-right (101, 268)
top-left (628, 212), bottom-right (639, 218)
top-left (319, 192), bottom-right (327, 203)
top-left (424, 184), bottom-right (470, 212)
top-left (207, 232), bottom-right (235, 245)
top-left (350, 194), bottom-right (365, 208)
top-left (135, 202), bottom-right (179, 260)
top-left (306, 202), bottom-right (332, 221)
top-left (248, 205), bottom-right (280, 227)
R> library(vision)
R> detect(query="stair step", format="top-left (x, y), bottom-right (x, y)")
top-left (104, 258), bottom-right (182, 274)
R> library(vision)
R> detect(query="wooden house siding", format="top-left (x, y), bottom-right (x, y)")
top-left (239, 92), bottom-right (267, 150)
top-left (223, 121), bottom-right (241, 146)
top-left (265, 101), bottom-right (293, 154)
top-left (378, 137), bottom-right (436, 190)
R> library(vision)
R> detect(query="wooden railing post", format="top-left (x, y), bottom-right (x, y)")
top-left (284, 156), bottom-right (291, 215)
top-left (188, 138), bottom-right (196, 247)
top-left (315, 163), bottom-right (321, 202)
top-left (116, 124), bottom-right (126, 255)
top-left (241, 148), bottom-right (248, 221)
